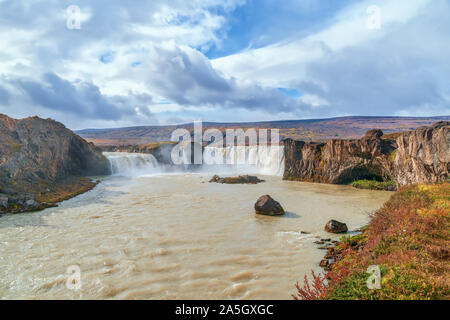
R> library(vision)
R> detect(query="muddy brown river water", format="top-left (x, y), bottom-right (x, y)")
top-left (0, 174), bottom-right (391, 299)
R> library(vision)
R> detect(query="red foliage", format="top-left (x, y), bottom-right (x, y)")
top-left (292, 271), bottom-right (330, 300)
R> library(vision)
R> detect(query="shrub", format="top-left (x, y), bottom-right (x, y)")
top-left (294, 183), bottom-right (450, 300)
top-left (351, 179), bottom-right (397, 191)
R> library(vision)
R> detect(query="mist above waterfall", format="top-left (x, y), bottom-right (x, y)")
top-left (103, 145), bottom-right (284, 177)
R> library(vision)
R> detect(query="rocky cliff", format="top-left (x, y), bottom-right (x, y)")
top-left (284, 122), bottom-right (449, 187)
top-left (0, 114), bottom-right (110, 213)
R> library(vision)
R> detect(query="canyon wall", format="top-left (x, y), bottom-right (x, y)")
top-left (284, 122), bottom-right (449, 186)
top-left (0, 114), bottom-right (110, 212)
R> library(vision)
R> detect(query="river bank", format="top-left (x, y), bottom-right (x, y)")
top-left (0, 177), bottom-right (100, 215)
top-left (294, 182), bottom-right (450, 300)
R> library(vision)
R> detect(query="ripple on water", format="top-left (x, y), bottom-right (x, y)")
top-left (0, 174), bottom-right (392, 299)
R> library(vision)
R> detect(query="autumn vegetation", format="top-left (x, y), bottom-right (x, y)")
top-left (294, 182), bottom-right (450, 300)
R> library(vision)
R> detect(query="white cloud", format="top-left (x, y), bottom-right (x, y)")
top-left (0, 0), bottom-right (448, 129)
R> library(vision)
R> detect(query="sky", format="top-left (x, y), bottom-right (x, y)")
top-left (0, 0), bottom-right (449, 129)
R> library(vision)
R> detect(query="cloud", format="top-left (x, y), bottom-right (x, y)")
top-left (0, 0), bottom-right (448, 128)
top-left (13, 73), bottom-right (126, 120)
top-left (0, 85), bottom-right (10, 105)
top-left (213, 0), bottom-right (450, 116)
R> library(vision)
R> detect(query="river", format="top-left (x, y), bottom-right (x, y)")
top-left (0, 151), bottom-right (391, 299)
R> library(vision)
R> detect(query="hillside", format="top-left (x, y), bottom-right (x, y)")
top-left (294, 182), bottom-right (450, 300)
top-left (0, 114), bottom-right (110, 214)
top-left (77, 116), bottom-right (450, 146)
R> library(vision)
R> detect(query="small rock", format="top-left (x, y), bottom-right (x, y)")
top-left (0, 194), bottom-right (8, 208)
top-left (300, 231), bottom-right (310, 234)
top-left (25, 199), bottom-right (38, 207)
top-left (325, 219), bottom-right (348, 233)
top-left (321, 238), bottom-right (331, 242)
top-left (314, 241), bottom-right (324, 245)
top-left (319, 259), bottom-right (329, 268)
top-left (254, 195), bottom-right (285, 216)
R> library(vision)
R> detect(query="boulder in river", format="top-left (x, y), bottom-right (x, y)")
top-left (254, 195), bottom-right (285, 216)
top-left (325, 219), bottom-right (348, 233)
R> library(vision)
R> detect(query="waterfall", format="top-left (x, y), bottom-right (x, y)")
top-left (103, 145), bottom-right (284, 177)
top-left (104, 152), bottom-right (160, 176)
top-left (202, 145), bottom-right (285, 176)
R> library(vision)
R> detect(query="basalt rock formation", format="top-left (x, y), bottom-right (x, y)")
top-left (0, 114), bottom-right (110, 214)
top-left (283, 122), bottom-right (449, 187)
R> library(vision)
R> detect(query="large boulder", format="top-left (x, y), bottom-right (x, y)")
top-left (325, 220), bottom-right (348, 233)
top-left (254, 195), bottom-right (285, 216)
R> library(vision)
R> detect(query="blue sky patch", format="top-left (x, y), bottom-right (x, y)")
top-left (99, 51), bottom-right (116, 64)
top-left (278, 88), bottom-right (302, 98)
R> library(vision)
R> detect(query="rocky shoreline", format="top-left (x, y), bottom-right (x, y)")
top-left (295, 182), bottom-right (449, 300)
top-left (0, 177), bottom-right (100, 215)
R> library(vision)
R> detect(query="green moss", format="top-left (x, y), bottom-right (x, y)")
top-left (351, 179), bottom-right (397, 191)
top-left (389, 150), bottom-right (397, 162)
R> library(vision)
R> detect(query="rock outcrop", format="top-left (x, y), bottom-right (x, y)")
top-left (0, 114), bottom-right (110, 213)
top-left (254, 195), bottom-right (285, 216)
top-left (283, 122), bottom-right (449, 187)
top-left (210, 175), bottom-right (264, 184)
top-left (391, 122), bottom-right (449, 186)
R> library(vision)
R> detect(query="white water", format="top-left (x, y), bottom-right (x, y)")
top-left (105, 152), bottom-right (160, 176)
top-left (104, 145), bottom-right (284, 177)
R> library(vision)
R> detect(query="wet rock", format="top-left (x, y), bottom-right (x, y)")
top-left (319, 259), bottom-right (329, 268)
top-left (210, 175), bottom-right (264, 184)
top-left (321, 238), bottom-right (331, 242)
top-left (314, 241), bottom-right (325, 245)
top-left (254, 195), bottom-right (285, 216)
top-left (325, 220), bottom-right (348, 233)
top-left (300, 231), bottom-right (310, 234)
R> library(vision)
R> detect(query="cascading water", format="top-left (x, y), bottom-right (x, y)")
top-left (202, 145), bottom-right (285, 176)
top-left (103, 145), bottom-right (284, 177)
top-left (104, 152), bottom-right (160, 176)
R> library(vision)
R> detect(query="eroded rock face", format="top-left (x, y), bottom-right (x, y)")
top-left (391, 122), bottom-right (449, 186)
top-left (0, 114), bottom-right (110, 196)
top-left (325, 220), bottom-right (348, 233)
top-left (283, 122), bottom-right (449, 187)
top-left (254, 195), bottom-right (285, 216)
